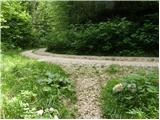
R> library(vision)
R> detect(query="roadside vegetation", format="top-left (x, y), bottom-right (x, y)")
top-left (101, 65), bottom-right (159, 119)
top-left (1, 50), bottom-right (76, 119)
top-left (1, 1), bottom-right (158, 56)
top-left (47, 17), bottom-right (158, 56)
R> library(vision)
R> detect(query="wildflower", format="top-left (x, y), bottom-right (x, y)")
top-left (113, 83), bottom-right (124, 93)
top-left (54, 115), bottom-right (59, 119)
top-left (36, 109), bottom-right (43, 115)
top-left (49, 107), bottom-right (54, 112)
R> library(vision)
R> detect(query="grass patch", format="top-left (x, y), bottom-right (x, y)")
top-left (106, 64), bottom-right (121, 74)
top-left (101, 67), bottom-right (159, 119)
top-left (1, 51), bottom-right (76, 119)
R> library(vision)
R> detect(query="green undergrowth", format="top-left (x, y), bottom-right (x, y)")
top-left (106, 64), bottom-right (121, 74)
top-left (1, 51), bottom-right (76, 119)
top-left (101, 65), bottom-right (159, 119)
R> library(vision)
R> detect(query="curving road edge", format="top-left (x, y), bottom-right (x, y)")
top-left (21, 48), bottom-right (159, 67)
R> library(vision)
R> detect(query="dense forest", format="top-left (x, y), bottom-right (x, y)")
top-left (1, 1), bottom-right (159, 56)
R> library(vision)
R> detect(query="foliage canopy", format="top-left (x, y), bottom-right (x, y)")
top-left (1, 1), bottom-right (159, 55)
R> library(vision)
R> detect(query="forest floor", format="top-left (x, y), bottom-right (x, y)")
top-left (21, 48), bottom-right (158, 119)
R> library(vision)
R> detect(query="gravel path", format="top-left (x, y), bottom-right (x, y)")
top-left (21, 49), bottom-right (158, 119)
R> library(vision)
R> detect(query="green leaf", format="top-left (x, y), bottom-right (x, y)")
top-left (124, 96), bottom-right (134, 100)
top-left (42, 86), bottom-right (52, 92)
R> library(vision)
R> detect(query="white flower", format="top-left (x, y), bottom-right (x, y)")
top-left (36, 109), bottom-right (43, 115)
top-left (54, 115), bottom-right (59, 119)
top-left (113, 83), bottom-right (124, 93)
top-left (49, 107), bottom-right (54, 112)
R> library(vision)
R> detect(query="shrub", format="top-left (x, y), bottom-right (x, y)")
top-left (47, 18), bottom-right (135, 55)
top-left (1, 1), bottom-right (38, 49)
top-left (47, 31), bottom-right (74, 54)
top-left (47, 17), bottom-right (158, 56)
top-left (131, 20), bottom-right (159, 56)
top-left (101, 69), bottom-right (159, 119)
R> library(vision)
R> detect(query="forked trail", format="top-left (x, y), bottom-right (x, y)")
top-left (21, 48), bottom-right (158, 119)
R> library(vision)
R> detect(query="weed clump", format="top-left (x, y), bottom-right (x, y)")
top-left (1, 52), bottom-right (76, 119)
top-left (106, 64), bottom-right (121, 74)
top-left (101, 69), bottom-right (158, 119)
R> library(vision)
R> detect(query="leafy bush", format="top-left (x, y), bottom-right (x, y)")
top-left (47, 31), bottom-right (74, 54)
top-left (47, 18), bottom-right (133, 55)
top-left (47, 17), bottom-right (158, 56)
top-left (1, 52), bottom-right (76, 118)
top-left (1, 1), bottom-right (38, 49)
top-left (131, 20), bottom-right (159, 56)
top-left (1, 42), bottom-right (22, 52)
top-left (101, 69), bottom-right (159, 119)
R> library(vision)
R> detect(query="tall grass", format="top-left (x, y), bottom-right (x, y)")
top-left (1, 51), bottom-right (76, 119)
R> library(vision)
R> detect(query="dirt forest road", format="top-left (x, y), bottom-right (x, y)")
top-left (21, 48), bottom-right (158, 119)
top-left (22, 48), bottom-right (158, 67)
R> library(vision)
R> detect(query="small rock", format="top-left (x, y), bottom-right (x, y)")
top-left (113, 83), bottom-right (124, 93)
